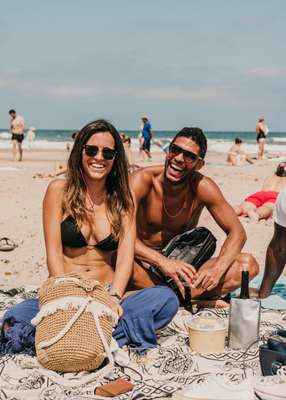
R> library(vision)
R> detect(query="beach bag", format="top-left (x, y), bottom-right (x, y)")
top-left (149, 227), bottom-right (217, 308)
top-left (32, 273), bottom-right (117, 376)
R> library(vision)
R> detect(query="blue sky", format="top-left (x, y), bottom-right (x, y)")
top-left (1, 1), bottom-right (286, 130)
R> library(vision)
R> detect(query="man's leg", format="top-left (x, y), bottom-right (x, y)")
top-left (12, 140), bottom-right (17, 161)
top-left (191, 252), bottom-right (259, 299)
top-left (18, 142), bottom-right (23, 161)
top-left (113, 287), bottom-right (179, 350)
top-left (128, 259), bottom-right (161, 290)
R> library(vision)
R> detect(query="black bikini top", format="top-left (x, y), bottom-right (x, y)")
top-left (61, 215), bottom-right (118, 252)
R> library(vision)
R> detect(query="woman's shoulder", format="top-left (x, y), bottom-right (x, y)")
top-left (46, 178), bottom-right (66, 196)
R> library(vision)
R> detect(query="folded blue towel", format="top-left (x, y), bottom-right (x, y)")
top-left (0, 298), bottom-right (39, 355)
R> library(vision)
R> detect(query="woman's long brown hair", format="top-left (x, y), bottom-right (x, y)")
top-left (63, 119), bottom-right (134, 239)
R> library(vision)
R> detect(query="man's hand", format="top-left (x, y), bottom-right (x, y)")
top-left (193, 265), bottom-right (224, 291)
top-left (158, 258), bottom-right (197, 295)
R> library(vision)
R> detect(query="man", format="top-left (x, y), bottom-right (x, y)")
top-left (141, 115), bottom-right (153, 160)
top-left (9, 109), bottom-right (25, 161)
top-left (129, 127), bottom-right (259, 301)
top-left (258, 187), bottom-right (286, 298)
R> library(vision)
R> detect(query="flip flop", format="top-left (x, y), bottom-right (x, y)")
top-left (0, 237), bottom-right (18, 252)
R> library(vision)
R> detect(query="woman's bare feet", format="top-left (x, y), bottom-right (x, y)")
top-left (248, 209), bottom-right (259, 223)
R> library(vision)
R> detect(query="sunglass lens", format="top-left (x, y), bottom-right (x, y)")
top-left (169, 144), bottom-right (180, 155)
top-left (84, 145), bottom-right (98, 157)
top-left (102, 148), bottom-right (116, 160)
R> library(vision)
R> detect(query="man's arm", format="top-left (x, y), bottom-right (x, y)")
top-left (259, 223), bottom-right (286, 298)
top-left (194, 177), bottom-right (246, 291)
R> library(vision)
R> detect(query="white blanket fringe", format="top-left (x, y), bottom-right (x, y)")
top-left (31, 295), bottom-right (117, 326)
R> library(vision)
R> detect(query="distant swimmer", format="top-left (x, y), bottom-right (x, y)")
top-left (9, 109), bottom-right (25, 161)
top-left (255, 117), bottom-right (268, 160)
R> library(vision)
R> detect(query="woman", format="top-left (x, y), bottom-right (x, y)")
top-left (233, 161), bottom-right (286, 222)
top-left (256, 118), bottom-right (268, 160)
top-left (1, 119), bottom-right (178, 353)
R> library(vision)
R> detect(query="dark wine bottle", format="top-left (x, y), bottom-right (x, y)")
top-left (239, 266), bottom-right (250, 299)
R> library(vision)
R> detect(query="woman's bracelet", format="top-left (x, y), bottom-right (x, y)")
top-left (109, 292), bottom-right (122, 303)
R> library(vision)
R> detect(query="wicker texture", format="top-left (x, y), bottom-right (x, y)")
top-left (35, 273), bottom-right (114, 372)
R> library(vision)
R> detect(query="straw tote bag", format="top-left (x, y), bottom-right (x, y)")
top-left (32, 273), bottom-right (118, 377)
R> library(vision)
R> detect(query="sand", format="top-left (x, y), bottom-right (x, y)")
top-left (0, 146), bottom-right (281, 288)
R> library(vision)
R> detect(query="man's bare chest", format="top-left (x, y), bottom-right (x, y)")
top-left (139, 189), bottom-right (202, 235)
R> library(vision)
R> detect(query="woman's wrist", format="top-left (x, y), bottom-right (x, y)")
top-left (109, 292), bottom-right (122, 303)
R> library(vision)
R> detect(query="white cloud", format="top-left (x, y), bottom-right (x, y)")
top-left (247, 67), bottom-right (286, 78)
top-left (0, 75), bottom-right (223, 101)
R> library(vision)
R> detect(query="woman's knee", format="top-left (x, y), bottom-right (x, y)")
top-left (236, 252), bottom-right (259, 278)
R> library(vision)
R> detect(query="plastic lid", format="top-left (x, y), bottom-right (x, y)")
top-left (189, 311), bottom-right (225, 332)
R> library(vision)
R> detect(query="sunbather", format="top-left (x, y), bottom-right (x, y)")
top-left (233, 161), bottom-right (286, 222)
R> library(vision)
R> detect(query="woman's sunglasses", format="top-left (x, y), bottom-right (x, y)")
top-left (83, 145), bottom-right (117, 160)
top-left (169, 143), bottom-right (202, 162)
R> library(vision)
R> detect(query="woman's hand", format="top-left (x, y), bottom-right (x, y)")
top-left (110, 299), bottom-right (123, 319)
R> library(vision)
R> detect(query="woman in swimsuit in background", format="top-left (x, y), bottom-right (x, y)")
top-left (2, 119), bottom-right (178, 353)
top-left (233, 161), bottom-right (286, 222)
top-left (256, 117), bottom-right (268, 160)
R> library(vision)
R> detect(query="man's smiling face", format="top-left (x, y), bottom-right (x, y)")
top-left (165, 136), bottom-right (202, 183)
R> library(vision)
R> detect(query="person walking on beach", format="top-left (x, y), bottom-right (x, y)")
top-left (256, 117), bottom-right (268, 160)
top-left (9, 109), bottom-right (25, 161)
top-left (141, 115), bottom-right (153, 160)
top-left (129, 127), bottom-right (259, 305)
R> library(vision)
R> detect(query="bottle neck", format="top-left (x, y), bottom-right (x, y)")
top-left (239, 270), bottom-right (250, 299)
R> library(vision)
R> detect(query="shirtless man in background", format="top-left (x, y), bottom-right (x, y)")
top-left (129, 127), bottom-right (259, 301)
top-left (9, 109), bottom-right (25, 161)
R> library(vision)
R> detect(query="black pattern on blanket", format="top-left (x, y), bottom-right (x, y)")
top-left (0, 288), bottom-right (286, 400)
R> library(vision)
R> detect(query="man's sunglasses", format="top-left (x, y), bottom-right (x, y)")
top-left (83, 145), bottom-right (117, 160)
top-left (169, 143), bottom-right (202, 162)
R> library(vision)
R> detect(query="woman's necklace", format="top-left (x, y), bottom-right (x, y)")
top-left (162, 190), bottom-right (188, 218)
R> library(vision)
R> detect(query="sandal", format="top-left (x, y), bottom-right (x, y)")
top-left (0, 237), bottom-right (18, 252)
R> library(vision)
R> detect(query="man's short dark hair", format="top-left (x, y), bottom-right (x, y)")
top-left (9, 109), bottom-right (16, 115)
top-left (235, 137), bottom-right (242, 144)
top-left (170, 127), bottom-right (207, 159)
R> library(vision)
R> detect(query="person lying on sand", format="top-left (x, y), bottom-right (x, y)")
top-left (128, 127), bottom-right (259, 307)
top-left (233, 161), bottom-right (286, 223)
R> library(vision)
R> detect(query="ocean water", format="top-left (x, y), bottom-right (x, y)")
top-left (0, 129), bottom-right (286, 154)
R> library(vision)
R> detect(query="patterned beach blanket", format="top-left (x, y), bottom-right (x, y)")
top-left (0, 287), bottom-right (286, 400)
